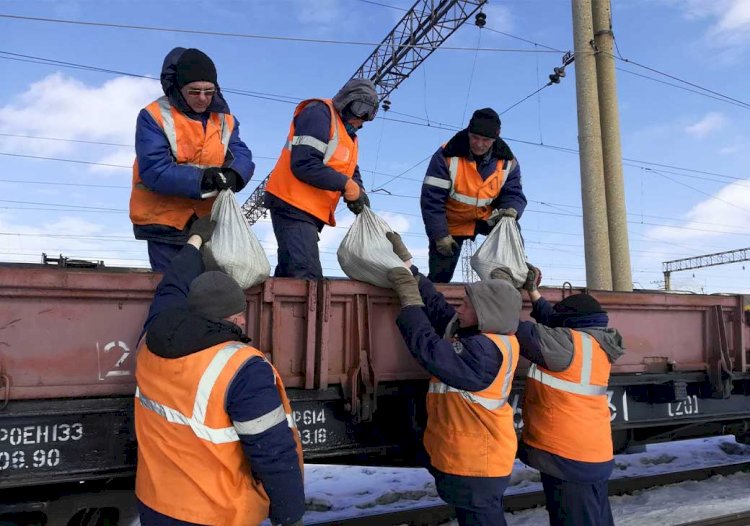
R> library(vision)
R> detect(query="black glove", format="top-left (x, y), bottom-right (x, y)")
top-left (188, 216), bottom-right (216, 243)
top-left (435, 235), bottom-right (459, 257)
top-left (201, 168), bottom-right (239, 192)
top-left (385, 231), bottom-right (412, 262)
top-left (346, 191), bottom-right (370, 215)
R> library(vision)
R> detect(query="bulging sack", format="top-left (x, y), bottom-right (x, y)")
top-left (337, 208), bottom-right (405, 288)
top-left (470, 216), bottom-right (527, 286)
top-left (205, 190), bottom-right (270, 289)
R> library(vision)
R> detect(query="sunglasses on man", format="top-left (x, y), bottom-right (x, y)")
top-left (185, 88), bottom-right (216, 97)
top-left (349, 99), bottom-right (378, 121)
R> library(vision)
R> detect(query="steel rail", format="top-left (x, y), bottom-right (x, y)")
top-left (308, 461), bottom-right (750, 526)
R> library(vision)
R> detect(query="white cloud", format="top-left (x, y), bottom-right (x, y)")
top-left (685, 112), bottom-right (726, 137)
top-left (0, 73), bottom-right (161, 166)
top-left (645, 178), bottom-right (750, 243)
top-left (671, 0), bottom-right (750, 49)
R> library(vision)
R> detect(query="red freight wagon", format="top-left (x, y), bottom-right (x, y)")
top-left (0, 263), bottom-right (749, 492)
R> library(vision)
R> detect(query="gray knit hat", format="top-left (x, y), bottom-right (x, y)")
top-left (187, 271), bottom-right (246, 319)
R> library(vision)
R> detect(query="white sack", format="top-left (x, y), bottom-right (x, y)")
top-left (337, 207), bottom-right (405, 288)
top-left (470, 216), bottom-right (527, 286)
top-left (205, 189), bottom-right (270, 289)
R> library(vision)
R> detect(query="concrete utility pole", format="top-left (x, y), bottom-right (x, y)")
top-left (572, 0), bottom-right (613, 289)
top-left (593, 0), bottom-right (632, 291)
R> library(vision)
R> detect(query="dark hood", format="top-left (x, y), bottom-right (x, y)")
top-left (160, 47), bottom-right (231, 117)
top-left (442, 129), bottom-right (514, 161)
top-left (464, 279), bottom-right (522, 334)
top-left (146, 307), bottom-right (249, 359)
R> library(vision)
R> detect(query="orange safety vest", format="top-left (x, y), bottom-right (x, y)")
top-left (431, 151), bottom-right (515, 237)
top-left (424, 333), bottom-right (520, 477)
top-left (130, 96), bottom-right (235, 230)
top-left (522, 330), bottom-right (613, 463)
top-left (134, 341), bottom-right (303, 526)
top-left (266, 98), bottom-right (359, 226)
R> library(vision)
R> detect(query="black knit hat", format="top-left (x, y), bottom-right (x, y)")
top-left (553, 293), bottom-right (606, 315)
top-left (187, 271), bottom-right (246, 319)
top-left (468, 108), bottom-right (501, 138)
top-left (176, 48), bottom-right (217, 88)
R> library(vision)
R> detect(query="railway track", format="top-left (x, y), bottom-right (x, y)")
top-left (308, 461), bottom-right (750, 526)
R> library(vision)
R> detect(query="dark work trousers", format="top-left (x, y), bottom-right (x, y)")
top-left (137, 498), bottom-right (205, 525)
top-left (430, 467), bottom-right (508, 526)
top-left (147, 240), bottom-right (184, 272)
top-left (541, 473), bottom-right (615, 526)
top-left (270, 209), bottom-right (323, 280)
top-left (428, 235), bottom-right (469, 283)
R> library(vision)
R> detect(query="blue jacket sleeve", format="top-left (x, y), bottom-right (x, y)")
top-left (493, 161), bottom-right (527, 219)
top-left (515, 320), bottom-right (548, 368)
top-left (226, 359), bottom-right (305, 525)
top-left (531, 297), bottom-right (556, 326)
top-left (290, 103), bottom-right (349, 191)
top-left (352, 165), bottom-right (364, 190)
top-left (224, 117), bottom-right (255, 190)
top-left (420, 148), bottom-right (451, 241)
top-left (143, 244), bottom-right (204, 331)
top-left (396, 306), bottom-right (502, 391)
top-left (415, 272), bottom-right (457, 337)
top-left (135, 109), bottom-right (204, 200)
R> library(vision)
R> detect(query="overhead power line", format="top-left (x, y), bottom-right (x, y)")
top-left (0, 14), bottom-right (560, 53)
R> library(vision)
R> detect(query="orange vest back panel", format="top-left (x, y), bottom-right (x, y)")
top-left (266, 98), bottom-right (358, 226)
top-left (130, 97), bottom-right (235, 230)
top-left (424, 333), bottom-right (519, 477)
top-left (444, 154), bottom-right (513, 236)
top-left (135, 340), bottom-right (302, 526)
top-left (522, 330), bottom-right (613, 463)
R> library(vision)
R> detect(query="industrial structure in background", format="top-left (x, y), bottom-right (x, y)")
top-left (241, 0), bottom-right (489, 226)
top-left (663, 247), bottom-right (750, 291)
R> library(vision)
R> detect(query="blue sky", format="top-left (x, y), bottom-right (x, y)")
top-left (1, 0), bottom-right (749, 293)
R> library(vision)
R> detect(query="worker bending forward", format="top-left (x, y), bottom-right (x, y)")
top-left (134, 217), bottom-right (304, 526)
top-left (516, 264), bottom-right (624, 526)
top-left (385, 233), bottom-right (521, 526)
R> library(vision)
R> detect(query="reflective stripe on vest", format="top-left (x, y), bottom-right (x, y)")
top-left (446, 157), bottom-right (514, 206)
top-left (527, 333), bottom-right (608, 396)
top-left (154, 96), bottom-right (231, 167)
top-left (428, 334), bottom-right (515, 410)
top-left (135, 342), bottom-right (295, 444)
top-left (284, 113), bottom-right (340, 164)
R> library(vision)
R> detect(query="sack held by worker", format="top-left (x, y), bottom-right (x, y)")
top-left (471, 216), bottom-right (528, 286)
top-left (338, 207), bottom-right (406, 288)
top-left (204, 190), bottom-right (270, 289)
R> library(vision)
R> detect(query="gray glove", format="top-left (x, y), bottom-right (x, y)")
top-left (386, 267), bottom-right (424, 308)
top-left (523, 263), bottom-right (542, 292)
top-left (490, 266), bottom-right (515, 283)
top-left (498, 207), bottom-right (518, 219)
top-left (435, 235), bottom-right (459, 257)
top-left (386, 231), bottom-right (412, 262)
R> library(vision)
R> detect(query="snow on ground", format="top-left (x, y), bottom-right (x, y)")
top-left (122, 436), bottom-right (750, 525)
top-left (300, 436), bottom-right (750, 525)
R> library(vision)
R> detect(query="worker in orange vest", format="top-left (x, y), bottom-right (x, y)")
top-left (130, 47), bottom-right (255, 272)
top-left (134, 217), bottom-right (304, 526)
top-left (514, 264), bottom-right (625, 526)
top-left (265, 79), bottom-right (377, 279)
top-left (385, 233), bottom-right (522, 526)
top-left (421, 108), bottom-right (527, 283)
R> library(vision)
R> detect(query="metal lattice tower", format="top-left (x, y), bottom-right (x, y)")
top-left (242, 0), bottom-right (488, 225)
top-left (662, 247), bottom-right (750, 290)
top-left (461, 239), bottom-right (478, 282)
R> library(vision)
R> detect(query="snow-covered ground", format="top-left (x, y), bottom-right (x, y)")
top-left (300, 436), bottom-right (750, 525)
top-left (120, 436), bottom-right (750, 525)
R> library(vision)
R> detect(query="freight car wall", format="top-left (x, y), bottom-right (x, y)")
top-left (0, 265), bottom-right (749, 489)
top-left (0, 265), bottom-right (746, 401)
